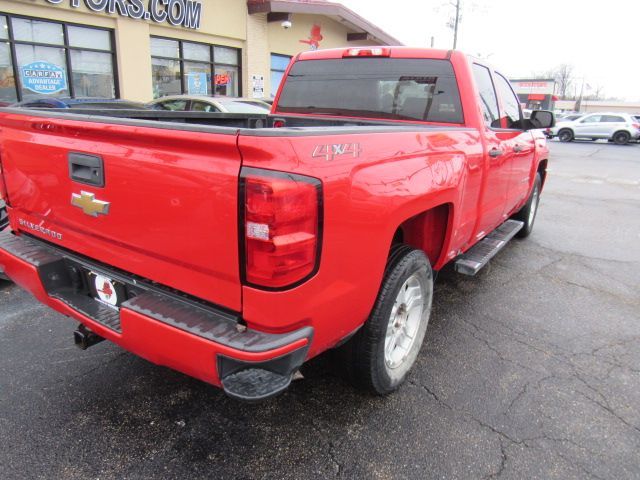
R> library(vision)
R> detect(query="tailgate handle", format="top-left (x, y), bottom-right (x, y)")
top-left (69, 153), bottom-right (104, 187)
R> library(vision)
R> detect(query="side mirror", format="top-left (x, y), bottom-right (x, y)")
top-left (526, 110), bottom-right (555, 130)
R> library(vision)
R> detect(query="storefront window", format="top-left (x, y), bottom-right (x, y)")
top-left (0, 17), bottom-right (17, 103)
top-left (151, 36), bottom-right (240, 98)
top-left (270, 54), bottom-right (291, 98)
top-left (15, 44), bottom-right (69, 99)
top-left (152, 58), bottom-right (181, 97)
top-left (12, 18), bottom-right (64, 45)
top-left (1, 15), bottom-right (117, 102)
top-left (70, 50), bottom-right (115, 98)
top-left (67, 26), bottom-right (111, 51)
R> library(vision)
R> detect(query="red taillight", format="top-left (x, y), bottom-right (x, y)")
top-left (343, 47), bottom-right (391, 58)
top-left (241, 167), bottom-right (322, 289)
top-left (272, 119), bottom-right (286, 128)
top-left (632, 123), bottom-right (640, 130)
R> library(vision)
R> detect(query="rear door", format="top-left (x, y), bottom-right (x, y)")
top-left (600, 114), bottom-right (626, 138)
top-left (492, 72), bottom-right (536, 211)
top-left (0, 111), bottom-right (243, 310)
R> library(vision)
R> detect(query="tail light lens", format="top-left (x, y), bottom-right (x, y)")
top-left (241, 167), bottom-right (322, 289)
top-left (632, 123), bottom-right (640, 130)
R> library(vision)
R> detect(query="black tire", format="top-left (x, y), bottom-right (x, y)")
top-left (343, 245), bottom-right (433, 395)
top-left (514, 173), bottom-right (542, 238)
top-left (613, 131), bottom-right (630, 145)
top-left (558, 129), bottom-right (574, 142)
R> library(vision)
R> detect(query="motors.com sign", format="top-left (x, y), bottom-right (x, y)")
top-left (44, 0), bottom-right (203, 30)
top-left (511, 80), bottom-right (555, 95)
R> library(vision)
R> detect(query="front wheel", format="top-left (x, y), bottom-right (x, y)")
top-left (514, 173), bottom-right (542, 238)
top-left (558, 129), bottom-right (574, 142)
top-left (345, 245), bottom-right (433, 395)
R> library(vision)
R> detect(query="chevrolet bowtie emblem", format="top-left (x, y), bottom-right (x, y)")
top-left (71, 191), bottom-right (110, 217)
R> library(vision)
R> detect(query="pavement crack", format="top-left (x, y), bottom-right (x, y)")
top-left (484, 438), bottom-right (507, 479)
top-left (575, 389), bottom-right (640, 435)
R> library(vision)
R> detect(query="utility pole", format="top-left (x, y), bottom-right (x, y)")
top-left (452, 0), bottom-right (461, 49)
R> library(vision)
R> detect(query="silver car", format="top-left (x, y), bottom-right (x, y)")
top-left (547, 112), bottom-right (640, 144)
top-left (149, 95), bottom-right (271, 114)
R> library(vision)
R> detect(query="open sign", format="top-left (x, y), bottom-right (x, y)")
top-left (215, 73), bottom-right (231, 85)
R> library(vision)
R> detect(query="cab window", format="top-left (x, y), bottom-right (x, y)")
top-left (493, 72), bottom-right (522, 129)
top-left (472, 63), bottom-right (500, 128)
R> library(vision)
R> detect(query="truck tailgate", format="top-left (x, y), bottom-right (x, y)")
top-left (0, 112), bottom-right (242, 311)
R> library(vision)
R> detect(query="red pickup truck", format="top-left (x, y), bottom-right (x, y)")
top-left (0, 48), bottom-right (553, 401)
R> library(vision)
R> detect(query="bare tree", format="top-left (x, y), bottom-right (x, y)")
top-left (531, 64), bottom-right (575, 99)
top-left (585, 84), bottom-right (605, 101)
top-left (551, 64), bottom-right (574, 99)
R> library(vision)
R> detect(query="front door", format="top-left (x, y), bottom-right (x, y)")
top-left (471, 63), bottom-right (513, 238)
top-left (493, 72), bottom-right (537, 211)
top-left (573, 114), bottom-right (603, 137)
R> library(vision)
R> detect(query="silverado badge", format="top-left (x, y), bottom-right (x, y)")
top-left (71, 191), bottom-right (110, 217)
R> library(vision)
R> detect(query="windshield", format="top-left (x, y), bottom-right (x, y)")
top-left (222, 101), bottom-right (270, 113)
top-left (276, 58), bottom-right (463, 123)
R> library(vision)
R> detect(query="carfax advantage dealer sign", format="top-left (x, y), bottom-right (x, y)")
top-left (42, 0), bottom-right (203, 30)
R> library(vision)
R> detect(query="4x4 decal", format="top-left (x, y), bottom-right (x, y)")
top-left (312, 143), bottom-right (361, 161)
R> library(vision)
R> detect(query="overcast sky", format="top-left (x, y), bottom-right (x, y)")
top-left (341, 0), bottom-right (640, 101)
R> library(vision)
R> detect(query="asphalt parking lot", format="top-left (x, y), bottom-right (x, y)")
top-left (1, 140), bottom-right (639, 479)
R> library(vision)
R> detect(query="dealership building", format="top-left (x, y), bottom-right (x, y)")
top-left (510, 78), bottom-right (558, 111)
top-left (0, 0), bottom-right (399, 104)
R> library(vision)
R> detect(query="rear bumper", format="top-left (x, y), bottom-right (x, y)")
top-left (0, 230), bottom-right (312, 400)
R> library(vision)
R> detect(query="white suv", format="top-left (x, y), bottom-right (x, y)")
top-left (547, 112), bottom-right (640, 145)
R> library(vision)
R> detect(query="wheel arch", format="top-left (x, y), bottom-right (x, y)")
top-left (612, 130), bottom-right (631, 144)
top-left (391, 203), bottom-right (453, 269)
top-left (558, 127), bottom-right (574, 140)
top-left (537, 158), bottom-right (548, 189)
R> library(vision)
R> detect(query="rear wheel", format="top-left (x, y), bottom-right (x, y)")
top-left (613, 131), bottom-right (630, 145)
top-left (514, 173), bottom-right (542, 238)
top-left (558, 129), bottom-right (574, 142)
top-left (344, 245), bottom-right (433, 395)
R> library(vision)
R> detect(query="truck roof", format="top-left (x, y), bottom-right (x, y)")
top-left (296, 46), bottom-right (455, 61)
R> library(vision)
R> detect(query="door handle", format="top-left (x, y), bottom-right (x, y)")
top-left (488, 148), bottom-right (504, 158)
top-left (513, 144), bottom-right (523, 153)
top-left (68, 153), bottom-right (104, 187)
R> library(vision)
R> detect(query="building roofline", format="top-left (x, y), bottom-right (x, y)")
top-left (511, 78), bottom-right (556, 83)
top-left (247, 0), bottom-right (402, 46)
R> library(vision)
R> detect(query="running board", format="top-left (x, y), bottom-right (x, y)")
top-left (454, 220), bottom-right (524, 276)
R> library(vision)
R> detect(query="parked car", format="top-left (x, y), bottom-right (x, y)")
top-left (546, 112), bottom-right (640, 144)
top-left (0, 47), bottom-right (554, 401)
top-left (12, 97), bottom-right (149, 109)
top-left (149, 95), bottom-right (272, 113)
top-left (558, 113), bottom-right (584, 122)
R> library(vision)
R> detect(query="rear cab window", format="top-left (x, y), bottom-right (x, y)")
top-left (276, 58), bottom-right (464, 124)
